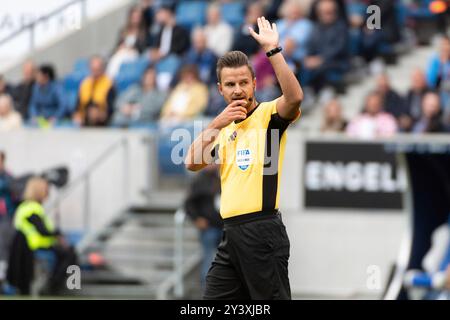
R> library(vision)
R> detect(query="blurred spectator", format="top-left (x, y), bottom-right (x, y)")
top-left (204, 87), bottom-right (227, 118)
top-left (427, 36), bottom-right (450, 122)
top-left (0, 94), bottom-right (22, 131)
top-left (309, 0), bottom-right (347, 24)
top-left (263, 0), bottom-right (284, 22)
top-left (6, 177), bottom-right (77, 295)
top-left (355, 0), bottom-right (399, 63)
top-left (12, 60), bottom-right (36, 121)
top-left (375, 73), bottom-right (410, 131)
top-left (73, 56), bottom-right (116, 126)
top-left (283, 38), bottom-right (303, 79)
top-left (369, 0), bottom-right (401, 46)
top-left (0, 151), bottom-right (15, 220)
top-left (106, 5), bottom-right (148, 78)
top-left (184, 164), bottom-right (223, 288)
top-left (252, 50), bottom-right (280, 102)
top-left (347, 0), bottom-right (382, 62)
top-left (148, 5), bottom-right (190, 62)
top-left (139, 0), bottom-right (155, 30)
top-left (0, 151), bottom-right (15, 291)
top-left (405, 69), bottom-right (429, 123)
top-left (112, 66), bottom-right (167, 126)
top-left (204, 2), bottom-right (234, 57)
top-left (0, 75), bottom-right (14, 97)
top-left (303, 0), bottom-right (349, 93)
top-left (426, 36), bottom-right (450, 89)
top-left (346, 91), bottom-right (397, 138)
top-left (160, 65), bottom-right (208, 123)
top-left (28, 65), bottom-right (66, 124)
top-left (232, 1), bottom-right (263, 57)
top-left (276, 0), bottom-right (313, 62)
top-left (116, 5), bottom-right (149, 54)
top-left (412, 92), bottom-right (445, 133)
top-left (320, 98), bottom-right (347, 132)
top-left (184, 28), bottom-right (218, 86)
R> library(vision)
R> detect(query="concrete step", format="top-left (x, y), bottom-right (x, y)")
top-left (75, 284), bottom-right (159, 299)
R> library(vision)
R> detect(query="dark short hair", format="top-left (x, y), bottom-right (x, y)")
top-left (0, 151), bottom-right (5, 163)
top-left (39, 64), bottom-right (56, 81)
top-left (216, 51), bottom-right (255, 83)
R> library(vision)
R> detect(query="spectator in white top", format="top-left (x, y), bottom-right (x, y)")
top-left (204, 2), bottom-right (234, 57)
top-left (107, 5), bottom-right (148, 78)
top-left (0, 94), bottom-right (22, 131)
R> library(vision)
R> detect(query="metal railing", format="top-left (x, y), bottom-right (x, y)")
top-left (0, 0), bottom-right (88, 52)
top-left (156, 207), bottom-right (202, 300)
top-left (47, 137), bottom-right (130, 239)
top-left (174, 208), bottom-right (186, 298)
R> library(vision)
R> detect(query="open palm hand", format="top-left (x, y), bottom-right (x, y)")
top-left (249, 16), bottom-right (279, 52)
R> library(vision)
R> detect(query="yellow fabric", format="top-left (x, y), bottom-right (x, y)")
top-left (14, 200), bottom-right (56, 250)
top-left (160, 82), bottom-right (208, 120)
top-left (212, 98), bottom-right (299, 219)
top-left (78, 75), bottom-right (113, 118)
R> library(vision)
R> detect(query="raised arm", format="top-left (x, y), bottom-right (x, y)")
top-left (249, 16), bottom-right (303, 121)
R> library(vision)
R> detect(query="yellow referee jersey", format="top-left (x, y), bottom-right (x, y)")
top-left (211, 98), bottom-right (299, 219)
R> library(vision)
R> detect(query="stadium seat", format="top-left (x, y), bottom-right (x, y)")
top-left (155, 54), bottom-right (181, 75)
top-left (221, 1), bottom-right (245, 27)
top-left (175, 0), bottom-right (208, 30)
top-left (115, 56), bottom-right (150, 94)
top-left (63, 72), bottom-right (84, 92)
top-left (118, 56), bottom-right (150, 78)
top-left (73, 58), bottom-right (90, 75)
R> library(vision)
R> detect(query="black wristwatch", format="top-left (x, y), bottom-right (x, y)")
top-left (266, 46), bottom-right (282, 57)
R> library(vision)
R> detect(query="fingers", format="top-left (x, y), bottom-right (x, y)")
top-left (226, 100), bottom-right (247, 120)
top-left (230, 112), bottom-right (247, 120)
top-left (272, 22), bottom-right (277, 33)
top-left (248, 26), bottom-right (258, 39)
top-left (257, 17), bottom-right (263, 31)
top-left (228, 99), bottom-right (248, 109)
top-left (259, 16), bottom-right (271, 30)
top-left (262, 16), bottom-right (271, 29)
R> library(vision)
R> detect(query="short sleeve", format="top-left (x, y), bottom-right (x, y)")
top-left (272, 97), bottom-right (301, 124)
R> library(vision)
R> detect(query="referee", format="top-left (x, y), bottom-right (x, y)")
top-left (185, 16), bottom-right (303, 300)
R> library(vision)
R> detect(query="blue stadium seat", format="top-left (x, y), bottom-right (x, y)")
top-left (175, 0), bottom-right (208, 30)
top-left (73, 58), bottom-right (90, 75)
top-left (157, 123), bottom-right (195, 176)
top-left (115, 57), bottom-right (150, 94)
top-left (64, 90), bottom-right (79, 114)
top-left (118, 56), bottom-right (150, 78)
top-left (155, 55), bottom-right (181, 76)
top-left (115, 75), bottom-right (140, 94)
top-left (63, 72), bottom-right (84, 92)
top-left (221, 1), bottom-right (245, 27)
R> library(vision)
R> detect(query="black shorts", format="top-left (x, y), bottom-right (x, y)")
top-left (203, 210), bottom-right (291, 300)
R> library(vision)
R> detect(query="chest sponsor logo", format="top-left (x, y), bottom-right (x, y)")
top-left (236, 149), bottom-right (252, 171)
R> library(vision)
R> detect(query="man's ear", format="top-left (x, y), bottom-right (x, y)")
top-left (217, 82), bottom-right (223, 96)
top-left (253, 78), bottom-right (257, 92)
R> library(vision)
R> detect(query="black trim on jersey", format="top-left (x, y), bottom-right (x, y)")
top-left (262, 113), bottom-right (290, 211)
top-left (211, 143), bottom-right (220, 161)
